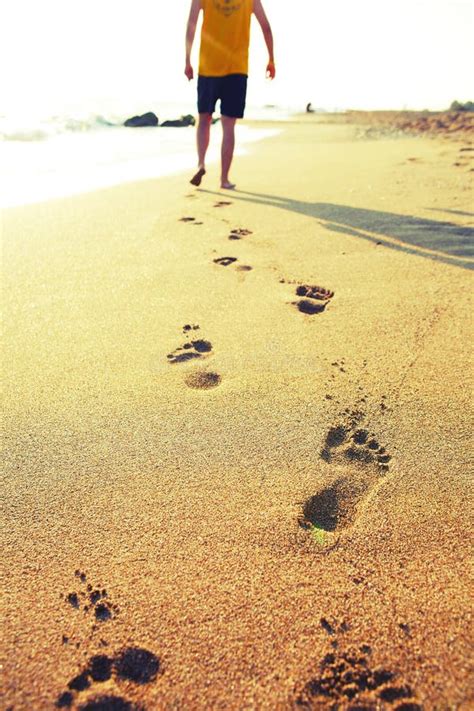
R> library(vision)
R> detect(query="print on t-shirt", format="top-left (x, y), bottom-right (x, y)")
top-left (213, 0), bottom-right (243, 18)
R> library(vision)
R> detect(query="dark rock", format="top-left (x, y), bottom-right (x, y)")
top-left (161, 114), bottom-right (195, 127)
top-left (124, 112), bottom-right (158, 127)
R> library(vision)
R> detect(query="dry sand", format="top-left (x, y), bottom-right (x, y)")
top-left (2, 116), bottom-right (474, 710)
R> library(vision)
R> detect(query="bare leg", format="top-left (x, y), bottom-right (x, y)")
top-left (221, 115), bottom-right (237, 189)
top-left (190, 113), bottom-right (212, 186)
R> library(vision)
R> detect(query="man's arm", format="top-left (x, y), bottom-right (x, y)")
top-left (185, 0), bottom-right (202, 81)
top-left (253, 0), bottom-right (275, 79)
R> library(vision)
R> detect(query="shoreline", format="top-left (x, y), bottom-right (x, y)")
top-left (0, 123), bottom-right (281, 209)
top-left (4, 109), bottom-right (472, 211)
top-left (2, 119), bottom-right (473, 710)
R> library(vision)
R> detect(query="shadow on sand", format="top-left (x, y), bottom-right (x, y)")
top-left (200, 189), bottom-right (474, 270)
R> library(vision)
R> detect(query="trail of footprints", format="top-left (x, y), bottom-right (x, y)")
top-left (178, 209), bottom-right (336, 315)
top-left (0, 200), bottom-right (415, 709)
top-left (296, 618), bottom-right (422, 710)
top-left (174, 201), bottom-right (336, 391)
top-left (169, 196), bottom-right (414, 705)
top-left (57, 572), bottom-right (160, 710)
top-left (36, 196), bottom-right (418, 709)
top-left (176, 200), bottom-right (390, 543)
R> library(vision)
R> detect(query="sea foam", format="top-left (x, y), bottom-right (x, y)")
top-left (1, 120), bottom-right (280, 208)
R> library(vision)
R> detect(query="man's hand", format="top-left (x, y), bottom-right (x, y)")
top-left (185, 62), bottom-right (194, 81)
top-left (254, 2), bottom-right (275, 79)
top-left (266, 61), bottom-right (275, 80)
top-left (185, 0), bottom-right (201, 81)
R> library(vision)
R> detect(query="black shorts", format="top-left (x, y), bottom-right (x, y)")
top-left (197, 74), bottom-right (248, 119)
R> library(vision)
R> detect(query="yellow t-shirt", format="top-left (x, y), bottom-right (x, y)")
top-left (199, 0), bottom-right (253, 77)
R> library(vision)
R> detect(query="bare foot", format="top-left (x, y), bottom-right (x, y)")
top-left (221, 181), bottom-right (236, 190)
top-left (190, 168), bottom-right (206, 186)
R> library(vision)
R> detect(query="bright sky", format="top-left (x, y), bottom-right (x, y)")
top-left (2, 0), bottom-right (473, 115)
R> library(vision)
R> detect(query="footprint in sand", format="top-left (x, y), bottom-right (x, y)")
top-left (228, 228), bottom-right (253, 240)
top-left (236, 265), bottom-right (253, 272)
top-left (213, 256), bottom-right (253, 272)
top-left (214, 200), bottom-right (232, 208)
top-left (296, 636), bottom-right (422, 710)
top-left (214, 256), bottom-right (237, 266)
top-left (293, 284), bottom-right (335, 315)
top-left (61, 571), bottom-right (119, 627)
top-left (167, 327), bottom-right (222, 389)
top-left (56, 646), bottom-right (160, 710)
top-left (185, 371), bottom-right (221, 390)
top-left (179, 216), bottom-right (204, 226)
top-left (299, 418), bottom-right (391, 536)
top-left (167, 325), bottom-right (213, 364)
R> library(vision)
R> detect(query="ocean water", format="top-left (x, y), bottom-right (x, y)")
top-left (0, 103), bottom-right (290, 208)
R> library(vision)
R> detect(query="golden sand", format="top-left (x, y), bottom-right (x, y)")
top-left (2, 118), bottom-right (473, 710)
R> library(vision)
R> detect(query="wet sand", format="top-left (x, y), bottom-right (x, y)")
top-left (2, 117), bottom-right (473, 710)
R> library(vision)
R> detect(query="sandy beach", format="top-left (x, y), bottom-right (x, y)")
top-left (2, 115), bottom-right (473, 710)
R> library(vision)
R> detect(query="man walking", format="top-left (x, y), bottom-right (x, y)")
top-left (185, 0), bottom-right (275, 189)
